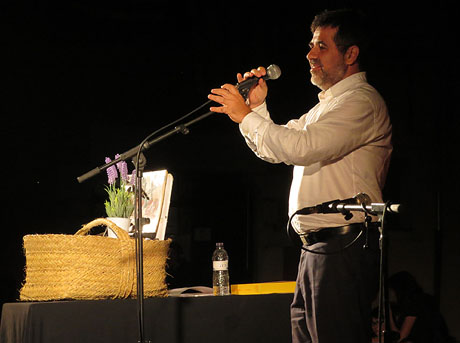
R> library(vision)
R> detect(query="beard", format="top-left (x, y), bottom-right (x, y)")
top-left (310, 60), bottom-right (348, 91)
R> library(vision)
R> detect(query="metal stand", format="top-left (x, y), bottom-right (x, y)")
top-left (349, 201), bottom-right (395, 343)
top-left (77, 107), bottom-right (215, 343)
top-left (132, 153), bottom-right (147, 343)
top-left (287, 195), bottom-right (401, 343)
top-left (331, 200), bottom-right (398, 343)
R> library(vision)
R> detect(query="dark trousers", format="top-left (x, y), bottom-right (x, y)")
top-left (291, 228), bottom-right (380, 343)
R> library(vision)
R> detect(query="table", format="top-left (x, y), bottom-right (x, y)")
top-left (0, 293), bottom-right (293, 343)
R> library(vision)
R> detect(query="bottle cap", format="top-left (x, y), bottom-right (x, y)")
top-left (216, 242), bottom-right (224, 247)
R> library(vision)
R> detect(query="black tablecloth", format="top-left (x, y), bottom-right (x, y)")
top-left (0, 293), bottom-right (292, 343)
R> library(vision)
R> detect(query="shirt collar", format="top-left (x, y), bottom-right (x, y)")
top-left (318, 72), bottom-right (367, 102)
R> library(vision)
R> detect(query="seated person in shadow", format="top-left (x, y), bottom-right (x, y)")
top-left (371, 304), bottom-right (400, 343)
top-left (381, 271), bottom-right (455, 343)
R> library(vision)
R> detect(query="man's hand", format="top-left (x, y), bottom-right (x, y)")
top-left (208, 66), bottom-right (268, 123)
top-left (208, 84), bottom-right (251, 123)
top-left (237, 66), bottom-right (268, 108)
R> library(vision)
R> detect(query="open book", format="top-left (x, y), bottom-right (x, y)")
top-left (130, 170), bottom-right (173, 240)
top-left (168, 286), bottom-right (213, 297)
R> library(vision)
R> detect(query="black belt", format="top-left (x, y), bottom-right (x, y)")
top-left (299, 222), bottom-right (378, 246)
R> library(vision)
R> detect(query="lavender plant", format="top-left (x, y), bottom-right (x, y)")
top-left (104, 154), bottom-right (135, 218)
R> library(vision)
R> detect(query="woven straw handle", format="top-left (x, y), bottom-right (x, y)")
top-left (76, 218), bottom-right (131, 241)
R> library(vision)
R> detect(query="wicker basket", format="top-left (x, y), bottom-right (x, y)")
top-left (20, 218), bottom-right (170, 301)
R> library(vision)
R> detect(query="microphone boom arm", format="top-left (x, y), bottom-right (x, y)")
top-left (76, 103), bottom-right (214, 184)
top-left (335, 202), bottom-right (401, 216)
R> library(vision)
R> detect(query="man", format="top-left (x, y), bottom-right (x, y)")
top-left (208, 9), bottom-right (392, 343)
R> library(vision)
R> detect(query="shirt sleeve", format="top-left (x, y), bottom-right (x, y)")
top-left (238, 102), bottom-right (283, 164)
top-left (239, 93), bottom-right (388, 166)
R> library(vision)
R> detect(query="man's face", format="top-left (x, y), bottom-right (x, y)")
top-left (307, 26), bottom-right (348, 91)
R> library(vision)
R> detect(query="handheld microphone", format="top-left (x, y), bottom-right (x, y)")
top-left (235, 64), bottom-right (281, 99)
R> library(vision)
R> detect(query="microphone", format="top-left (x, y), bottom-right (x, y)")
top-left (236, 64), bottom-right (281, 99)
top-left (316, 193), bottom-right (371, 220)
top-left (294, 193), bottom-right (370, 217)
top-left (325, 193), bottom-right (371, 213)
top-left (295, 193), bottom-right (401, 217)
top-left (330, 194), bottom-right (402, 216)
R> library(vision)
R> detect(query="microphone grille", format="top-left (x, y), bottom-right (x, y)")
top-left (266, 64), bottom-right (281, 80)
top-left (354, 192), bottom-right (371, 206)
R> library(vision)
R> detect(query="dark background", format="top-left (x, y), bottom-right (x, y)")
top-left (1, 0), bottom-right (459, 337)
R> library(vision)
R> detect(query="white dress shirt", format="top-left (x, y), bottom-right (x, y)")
top-left (239, 72), bottom-right (392, 233)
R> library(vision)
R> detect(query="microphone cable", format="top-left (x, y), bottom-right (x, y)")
top-left (286, 210), bottom-right (366, 255)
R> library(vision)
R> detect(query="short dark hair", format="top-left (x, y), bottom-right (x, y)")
top-left (311, 9), bottom-right (371, 68)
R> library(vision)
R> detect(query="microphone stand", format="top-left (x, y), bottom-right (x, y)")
top-left (321, 201), bottom-right (397, 343)
top-left (345, 203), bottom-right (391, 343)
top-left (289, 198), bottom-right (400, 343)
top-left (77, 108), bottom-right (215, 343)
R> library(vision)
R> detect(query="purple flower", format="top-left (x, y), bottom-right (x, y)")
top-left (115, 153), bottom-right (129, 182)
top-left (130, 169), bottom-right (136, 185)
top-left (105, 157), bottom-right (118, 185)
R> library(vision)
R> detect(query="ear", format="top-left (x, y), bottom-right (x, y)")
top-left (344, 45), bottom-right (360, 66)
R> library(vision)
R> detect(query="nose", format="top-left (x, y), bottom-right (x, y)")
top-left (307, 46), bottom-right (317, 62)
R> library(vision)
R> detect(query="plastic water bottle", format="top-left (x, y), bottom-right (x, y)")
top-left (212, 242), bottom-right (230, 295)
